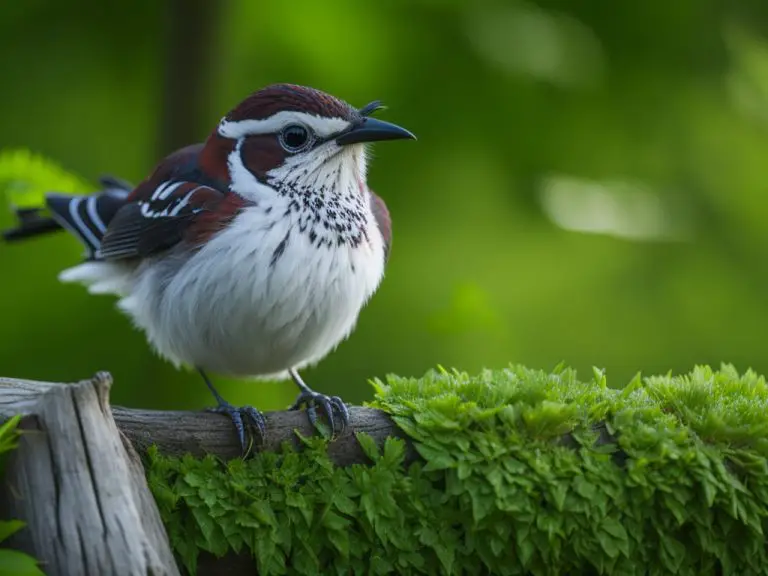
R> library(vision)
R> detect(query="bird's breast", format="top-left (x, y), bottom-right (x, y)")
top-left (159, 200), bottom-right (386, 376)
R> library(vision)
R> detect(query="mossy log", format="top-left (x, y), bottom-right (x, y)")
top-left (2, 365), bottom-right (768, 575)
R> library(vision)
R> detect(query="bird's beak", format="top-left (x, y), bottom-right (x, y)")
top-left (336, 117), bottom-right (416, 146)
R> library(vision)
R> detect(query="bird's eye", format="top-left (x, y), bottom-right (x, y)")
top-left (279, 124), bottom-right (313, 153)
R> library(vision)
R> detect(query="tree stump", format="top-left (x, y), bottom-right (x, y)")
top-left (0, 372), bottom-right (180, 576)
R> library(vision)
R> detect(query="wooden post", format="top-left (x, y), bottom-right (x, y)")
top-left (0, 372), bottom-right (180, 576)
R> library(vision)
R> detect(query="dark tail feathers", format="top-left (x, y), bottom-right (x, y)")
top-left (2, 175), bottom-right (132, 259)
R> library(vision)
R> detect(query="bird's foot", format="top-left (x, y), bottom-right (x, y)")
top-left (197, 368), bottom-right (266, 454)
top-left (289, 389), bottom-right (349, 438)
top-left (207, 401), bottom-right (266, 453)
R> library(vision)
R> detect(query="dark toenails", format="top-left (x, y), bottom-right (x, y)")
top-left (290, 390), bottom-right (349, 437)
top-left (208, 402), bottom-right (267, 453)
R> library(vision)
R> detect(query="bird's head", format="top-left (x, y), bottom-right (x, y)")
top-left (202, 84), bottom-right (415, 202)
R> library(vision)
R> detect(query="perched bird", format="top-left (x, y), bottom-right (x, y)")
top-left (3, 83), bottom-right (415, 449)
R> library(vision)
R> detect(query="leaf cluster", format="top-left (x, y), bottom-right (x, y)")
top-left (0, 148), bottom-right (94, 209)
top-left (0, 416), bottom-right (45, 576)
top-left (147, 364), bottom-right (768, 575)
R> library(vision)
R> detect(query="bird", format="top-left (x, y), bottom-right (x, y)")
top-left (2, 83), bottom-right (416, 451)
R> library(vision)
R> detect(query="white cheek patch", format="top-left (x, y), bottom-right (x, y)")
top-left (218, 111), bottom-right (350, 140)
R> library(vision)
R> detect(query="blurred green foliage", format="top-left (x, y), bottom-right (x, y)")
top-left (2, 0), bottom-right (768, 412)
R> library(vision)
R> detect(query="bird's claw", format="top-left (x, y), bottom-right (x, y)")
top-left (208, 402), bottom-right (266, 453)
top-left (290, 390), bottom-right (349, 437)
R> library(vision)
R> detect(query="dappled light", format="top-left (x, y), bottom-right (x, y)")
top-left (465, 2), bottom-right (605, 88)
top-left (539, 175), bottom-right (690, 242)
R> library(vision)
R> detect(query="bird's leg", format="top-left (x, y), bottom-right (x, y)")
top-left (198, 368), bottom-right (266, 452)
top-left (288, 368), bottom-right (349, 437)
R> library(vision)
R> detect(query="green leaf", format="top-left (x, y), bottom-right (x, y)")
top-left (356, 432), bottom-right (380, 462)
top-left (0, 148), bottom-right (95, 208)
top-left (292, 542), bottom-right (319, 575)
top-left (381, 437), bottom-right (405, 468)
top-left (433, 540), bottom-right (455, 575)
top-left (573, 475), bottom-right (596, 500)
top-left (415, 443), bottom-right (455, 471)
top-left (249, 501), bottom-right (277, 529)
top-left (0, 549), bottom-right (45, 576)
top-left (516, 531), bottom-right (535, 567)
top-left (592, 367), bottom-right (607, 389)
top-left (191, 506), bottom-right (217, 546)
top-left (326, 525), bottom-right (350, 557)
top-left (660, 536), bottom-right (687, 573)
top-left (0, 520), bottom-right (25, 543)
top-left (601, 517), bottom-right (630, 557)
top-left (321, 510), bottom-right (348, 532)
top-left (234, 510), bottom-right (261, 529)
top-left (0, 416), bottom-right (21, 456)
top-left (596, 527), bottom-right (621, 559)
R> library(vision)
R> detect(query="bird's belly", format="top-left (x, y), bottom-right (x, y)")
top-left (126, 214), bottom-right (385, 378)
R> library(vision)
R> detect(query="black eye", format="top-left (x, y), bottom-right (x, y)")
top-left (279, 124), bottom-right (313, 153)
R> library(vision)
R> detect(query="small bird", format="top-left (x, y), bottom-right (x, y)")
top-left (3, 83), bottom-right (415, 449)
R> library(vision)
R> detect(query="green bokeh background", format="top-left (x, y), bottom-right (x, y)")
top-left (2, 0), bottom-right (768, 412)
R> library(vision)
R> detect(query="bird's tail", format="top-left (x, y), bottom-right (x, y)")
top-left (2, 175), bottom-right (133, 260)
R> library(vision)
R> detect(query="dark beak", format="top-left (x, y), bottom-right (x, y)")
top-left (336, 117), bottom-right (416, 146)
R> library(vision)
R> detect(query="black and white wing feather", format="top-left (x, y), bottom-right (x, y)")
top-left (2, 176), bottom-right (132, 259)
top-left (46, 187), bottom-right (129, 258)
top-left (98, 180), bottom-right (228, 260)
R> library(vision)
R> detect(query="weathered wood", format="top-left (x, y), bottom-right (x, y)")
top-left (0, 373), bottom-right (181, 576)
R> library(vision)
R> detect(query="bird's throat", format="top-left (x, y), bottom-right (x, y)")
top-left (266, 149), bottom-right (372, 251)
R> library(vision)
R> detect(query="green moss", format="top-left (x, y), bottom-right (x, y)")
top-left (146, 364), bottom-right (768, 575)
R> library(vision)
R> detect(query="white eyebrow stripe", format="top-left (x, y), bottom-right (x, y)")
top-left (217, 111), bottom-right (351, 140)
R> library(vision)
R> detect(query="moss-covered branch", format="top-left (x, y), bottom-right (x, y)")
top-left (4, 364), bottom-right (768, 575)
top-left (145, 364), bottom-right (768, 575)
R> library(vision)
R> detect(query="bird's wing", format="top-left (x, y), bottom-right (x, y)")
top-left (369, 190), bottom-right (392, 262)
top-left (99, 145), bottom-right (242, 260)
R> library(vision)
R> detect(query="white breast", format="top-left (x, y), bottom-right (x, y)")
top-left (119, 197), bottom-right (386, 379)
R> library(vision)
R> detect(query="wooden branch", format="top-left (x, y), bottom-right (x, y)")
top-left (113, 400), bottom-right (416, 466)
top-left (0, 373), bottom-right (180, 576)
